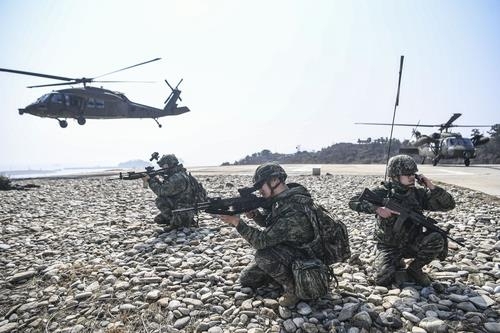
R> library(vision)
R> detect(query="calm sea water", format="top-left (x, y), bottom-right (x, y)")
top-left (4, 168), bottom-right (120, 179)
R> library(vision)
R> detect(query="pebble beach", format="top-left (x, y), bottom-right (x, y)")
top-left (0, 174), bottom-right (499, 333)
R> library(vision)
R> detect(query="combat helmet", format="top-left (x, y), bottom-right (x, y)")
top-left (157, 154), bottom-right (179, 168)
top-left (253, 162), bottom-right (287, 188)
top-left (387, 154), bottom-right (418, 178)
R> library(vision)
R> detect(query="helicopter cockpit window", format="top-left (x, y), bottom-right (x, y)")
top-left (95, 99), bottom-right (104, 109)
top-left (36, 94), bottom-right (50, 104)
top-left (50, 93), bottom-right (65, 104)
top-left (86, 98), bottom-right (95, 108)
top-left (457, 138), bottom-right (474, 148)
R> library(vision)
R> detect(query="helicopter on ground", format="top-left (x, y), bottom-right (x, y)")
top-left (0, 58), bottom-right (189, 128)
top-left (356, 113), bottom-right (492, 166)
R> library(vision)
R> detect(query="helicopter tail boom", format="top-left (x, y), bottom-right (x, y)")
top-left (164, 106), bottom-right (190, 115)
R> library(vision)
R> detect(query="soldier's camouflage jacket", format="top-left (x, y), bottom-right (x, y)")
top-left (349, 182), bottom-right (455, 247)
top-left (148, 166), bottom-right (196, 208)
top-left (236, 184), bottom-right (315, 250)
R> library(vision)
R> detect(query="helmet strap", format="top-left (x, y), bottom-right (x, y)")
top-left (267, 178), bottom-right (281, 196)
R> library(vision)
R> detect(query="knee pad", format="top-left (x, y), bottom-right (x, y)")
top-left (420, 232), bottom-right (445, 253)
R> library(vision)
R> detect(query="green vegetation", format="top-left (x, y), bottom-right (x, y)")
top-left (228, 125), bottom-right (500, 165)
top-left (231, 138), bottom-right (405, 165)
top-left (475, 124), bottom-right (500, 163)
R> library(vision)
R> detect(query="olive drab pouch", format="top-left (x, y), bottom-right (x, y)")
top-left (292, 258), bottom-right (329, 300)
top-left (438, 236), bottom-right (448, 261)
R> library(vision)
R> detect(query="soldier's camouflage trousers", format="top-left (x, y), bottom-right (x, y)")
top-left (155, 197), bottom-right (195, 228)
top-left (374, 231), bottom-right (446, 286)
top-left (239, 245), bottom-right (308, 292)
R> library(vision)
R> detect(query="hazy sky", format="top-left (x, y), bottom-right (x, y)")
top-left (1, 0), bottom-right (499, 170)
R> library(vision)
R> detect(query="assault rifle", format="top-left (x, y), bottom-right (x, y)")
top-left (109, 166), bottom-right (169, 181)
top-left (358, 188), bottom-right (465, 247)
top-left (173, 186), bottom-right (268, 215)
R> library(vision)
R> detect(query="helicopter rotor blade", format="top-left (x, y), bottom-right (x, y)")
top-left (175, 79), bottom-right (183, 101)
top-left (357, 120), bottom-right (491, 129)
top-left (94, 58), bottom-right (161, 79)
top-left (355, 122), bottom-right (435, 127)
top-left (27, 81), bottom-right (81, 88)
top-left (27, 80), bottom-right (156, 88)
top-left (441, 113), bottom-right (462, 130)
top-left (165, 79), bottom-right (175, 91)
top-left (0, 68), bottom-right (75, 82)
top-left (444, 124), bottom-right (492, 128)
top-left (92, 80), bottom-right (156, 84)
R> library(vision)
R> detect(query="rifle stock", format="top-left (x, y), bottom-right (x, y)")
top-left (358, 188), bottom-right (465, 247)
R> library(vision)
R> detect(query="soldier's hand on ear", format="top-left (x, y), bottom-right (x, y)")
top-left (419, 174), bottom-right (435, 190)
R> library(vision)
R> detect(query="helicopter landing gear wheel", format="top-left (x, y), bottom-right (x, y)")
top-left (77, 117), bottom-right (86, 125)
top-left (464, 158), bottom-right (470, 166)
top-left (59, 120), bottom-right (68, 128)
top-left (432, 158), bottom-right (439, 166)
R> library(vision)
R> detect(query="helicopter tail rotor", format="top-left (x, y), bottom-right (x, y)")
top-left (163, 78), bottom-right (189, 115)
top-left (410, 120), bottom-right (421, 139)
top-left (164, 79), bottom-right (183, 104)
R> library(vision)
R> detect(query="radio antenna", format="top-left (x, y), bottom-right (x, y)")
top-left (384, 55), bottom-right (405, 181)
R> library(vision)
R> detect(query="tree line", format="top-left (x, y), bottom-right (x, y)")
top-left (225, 125), bottom-right (500, 165)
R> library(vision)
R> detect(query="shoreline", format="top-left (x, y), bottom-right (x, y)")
top-left (9, 164), bottom-right (500, 198)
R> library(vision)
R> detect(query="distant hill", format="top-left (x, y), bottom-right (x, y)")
top-left (230, 139), bottom-right (404, 165)
top-left (228, 127), bottom-right (500, 165)
top-left (118, 159), bottom-right (153, 169)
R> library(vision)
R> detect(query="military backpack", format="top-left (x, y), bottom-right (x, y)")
top-left (305, 204), bottom-right (351, 265)
top-left (188, 173), bottom-right (207, 202)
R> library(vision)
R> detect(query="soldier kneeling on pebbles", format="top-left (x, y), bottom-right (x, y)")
top-left (349, 154), bottom-right (456, 287)
top-left (142, 154), bottom-right (207, 230)
top-left (217, 162), bottom-right (331, 307)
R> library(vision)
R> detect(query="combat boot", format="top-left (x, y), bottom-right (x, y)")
top-left (278, 292), bottom-right (299, 307)
top-left (278, 283), bottom-right (299, 307)
top-left (395, 258), bottom-right (406, 270)
top-left (407, 261), bottom-right (431, 286)
top-left (154, 214), bottom-right (170, 225)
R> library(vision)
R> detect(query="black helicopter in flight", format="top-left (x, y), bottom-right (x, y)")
top-left (357, 113), bottom-right (492, 166)
top-left (0, 58), bottom-right (189, 128)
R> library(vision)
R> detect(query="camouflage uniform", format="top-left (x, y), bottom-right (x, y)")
top-left (236, 184), bottom-right (316, 293)
top-left (148, 155), bottom-right (202, 228)
top-left (0, 176), bottom-right (12, 190)
top-left (349, 155), bottom-right (455, 286)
